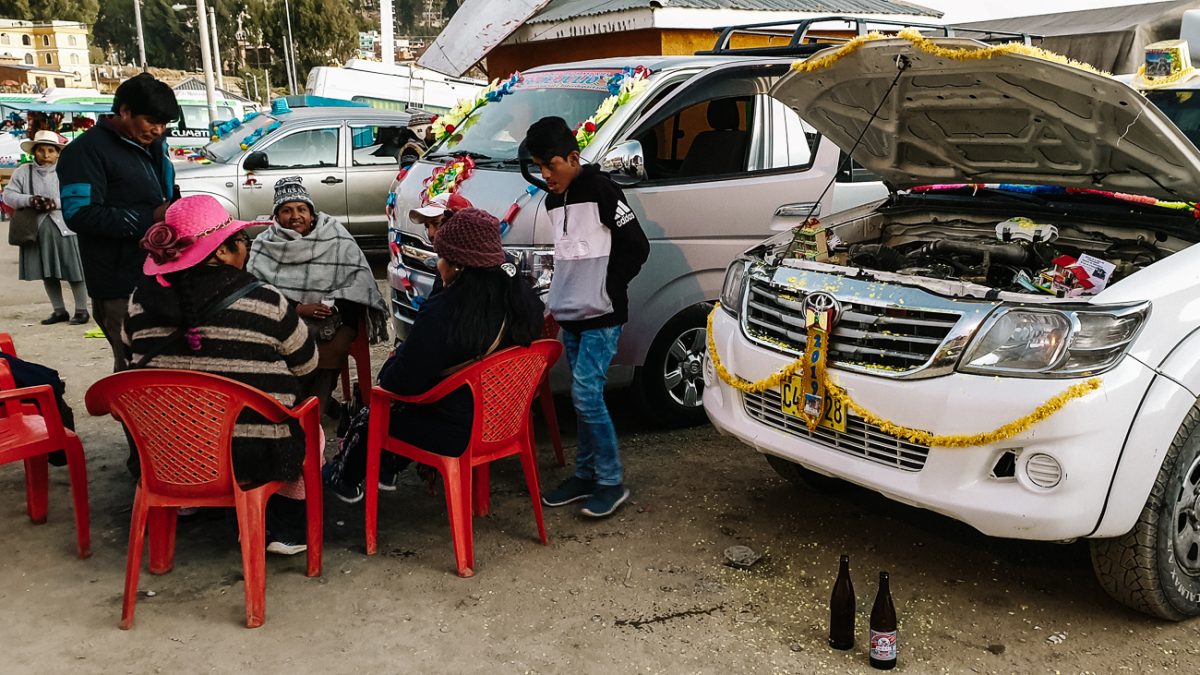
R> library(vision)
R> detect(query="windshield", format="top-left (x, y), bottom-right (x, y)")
top-left (203, 113), bottom-right (280, 163)
top-left (1146, 89), bottom-right (1200, 150)
top-left (428, 69), bottom-right (619, 161)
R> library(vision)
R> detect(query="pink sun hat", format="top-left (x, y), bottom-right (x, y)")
top-left (141, 195), bottom-right (256, 286)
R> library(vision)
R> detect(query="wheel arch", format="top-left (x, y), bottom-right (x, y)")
top-left (621, 268), bottom-right (722, 366)
top-left (1090, 370), bottom-right (1200, 538)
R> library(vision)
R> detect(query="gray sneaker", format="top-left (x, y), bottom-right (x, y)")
top-left (580, 484), bottom-right (630, 518)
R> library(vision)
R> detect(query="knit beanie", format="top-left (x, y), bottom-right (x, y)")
top-left (433, 208), bottom-right (506, 268)
top-left (272, 176), bottom-right (315, 216)
top-left (407, 109), bottom-right (434, 128)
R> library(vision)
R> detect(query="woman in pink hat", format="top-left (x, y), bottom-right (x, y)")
top-left (123, 195), bottom-right (319, 555)
top-left (4, 129), bottom-right (88, 325)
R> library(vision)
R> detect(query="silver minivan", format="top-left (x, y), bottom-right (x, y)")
top-left (387, 19), bottom-right (1024, 425)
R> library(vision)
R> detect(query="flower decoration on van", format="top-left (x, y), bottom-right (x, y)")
top-left (573, 65), bottom-right (652, 150)
top-left (792, 28), bottom-right (1109, 77)
top-left (423, 155), bottom-right (475, 204)
top-left (432, 70), bottom-right (524, 146)
top-left (705, 305), bottom-right (1102, 448)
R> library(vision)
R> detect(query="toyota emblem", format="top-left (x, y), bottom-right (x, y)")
top-left (803, 291), bottom-right (842, 325)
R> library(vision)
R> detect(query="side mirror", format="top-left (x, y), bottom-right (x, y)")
top-left (243, 150), bottom-right (268, 171)
top-left (600, 140), bottom-right (646, 185)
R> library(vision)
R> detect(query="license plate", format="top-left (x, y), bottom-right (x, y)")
top-left (780, 375), bottom-right (847, 432)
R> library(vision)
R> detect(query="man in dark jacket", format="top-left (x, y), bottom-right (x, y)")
top-left (57, 73), bottom-right (180, 372)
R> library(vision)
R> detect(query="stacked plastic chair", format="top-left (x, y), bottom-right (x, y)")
top-left (0, 332), bottom-right (89, 558)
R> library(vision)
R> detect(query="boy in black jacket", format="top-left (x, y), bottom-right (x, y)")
top-left (526, 116), bottom-right (649, 518)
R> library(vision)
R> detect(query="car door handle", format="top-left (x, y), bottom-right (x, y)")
top-left (322, 176), bottom-right (344, 185)
top-left (775, 202), bottom-right (820, 218)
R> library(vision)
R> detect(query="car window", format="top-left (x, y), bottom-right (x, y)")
top-left (836, 152), bottom-right (881, 184)
top-left (750, 98), bottom-right (817, 172)
top-left (634, 95), bottom-right (755, 181)
top-left (351, 125), bottom-right (404, 166)
top-left (258, 127), bottom-right (339, 169)
top-left (1145, 89), bottom-right (1200, 150)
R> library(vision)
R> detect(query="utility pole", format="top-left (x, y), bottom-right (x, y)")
top-left (282, 0), bottom-right (299, 95)
top-left (195, 0), bottom-right (218, 123)
top-left (133, 0), bottom-right (147, 71)
top-left (208, 7), bottom-right (224, 91)
top-left (381, 0), bottom-right (395, 67)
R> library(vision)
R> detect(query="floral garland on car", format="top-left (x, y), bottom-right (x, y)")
top-left (432, 71), bottom-right (524, 146)
top-left (572, 65), bottom-right (652, 150)
top-left (423, 155), bottom-right (475, 203)
top-left (792, 27), bottom-right (1109, 77)
top-left (705, 305), bottom-right (1102, 448)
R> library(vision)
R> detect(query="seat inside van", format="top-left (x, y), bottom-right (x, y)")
top-left (678, 98), bottom-right (750, 177)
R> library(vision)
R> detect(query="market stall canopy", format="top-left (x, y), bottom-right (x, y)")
top-left (22, 102), bottom-right (112, 114)
top-left (959, 0), bottom-right (1200, 75)
top-left (418, 0), bottom-right (552, 76)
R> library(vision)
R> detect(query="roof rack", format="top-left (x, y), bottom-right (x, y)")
top-left (699, 15), bottom-right (1041, 57)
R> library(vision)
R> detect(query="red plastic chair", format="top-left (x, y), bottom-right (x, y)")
top-left (339, 318), bottom-right (372, 407)
top-left (536, 318), bottom-right (565, 467)
top-left (365, 340), bottom-right (563, 577)
top-left (84, 370), bottom-right (323, 629)
top-left (0, 358), bottom-right (90, 559)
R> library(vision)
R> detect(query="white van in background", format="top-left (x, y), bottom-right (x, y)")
top-left (305, 59), bottom-right (485, 114)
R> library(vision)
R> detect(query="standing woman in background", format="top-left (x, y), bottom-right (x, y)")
top-left (4, 130), bottom-right (89, 325)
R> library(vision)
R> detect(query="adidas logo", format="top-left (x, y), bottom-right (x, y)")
top-left (614, 201), bottom-right (635, 227)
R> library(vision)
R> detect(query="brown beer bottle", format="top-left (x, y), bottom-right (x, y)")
top-left (869, 571), bottom-right (897, 670)
top-left (828, 554), bottom-right (855, 650)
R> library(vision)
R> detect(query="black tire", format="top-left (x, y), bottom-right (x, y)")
top-left (634, 305), bottom-right (712, 428)
top-left (1090, 404), bottom-right (1200, 620)
top-left (765, 454), bottom-right (848, 495)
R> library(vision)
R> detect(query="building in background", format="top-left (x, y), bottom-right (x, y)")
top-left (468, 0), bottom-right (943, 78)
top-left (0, 19), bottom-right (92, 90)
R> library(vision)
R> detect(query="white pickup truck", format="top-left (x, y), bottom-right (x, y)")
top-left (705, 36), bottom-right (1200, 619)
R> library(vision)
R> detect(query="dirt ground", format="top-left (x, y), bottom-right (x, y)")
top-left (1, 236), bottom-right (1198, 674)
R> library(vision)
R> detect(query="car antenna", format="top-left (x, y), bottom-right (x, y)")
top-left (801, 53), bottom-right (912, 224)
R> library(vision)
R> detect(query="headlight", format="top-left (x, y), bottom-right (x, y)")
top-left (960, 303), bottom-right (1149, 377)
top-left (509, 247), bottom-right (555, 293)
top-left (720, 259), bottom-right (750, 317)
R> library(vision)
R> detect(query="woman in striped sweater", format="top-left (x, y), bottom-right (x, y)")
top-left (123, 195), bottom-right (318, 555)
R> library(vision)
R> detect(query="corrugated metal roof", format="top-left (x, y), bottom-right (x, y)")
top-left (527, 0), bottom-right (942, 24)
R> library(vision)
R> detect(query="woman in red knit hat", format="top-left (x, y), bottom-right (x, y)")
top-left (324, 208), bottom-right (545, 502)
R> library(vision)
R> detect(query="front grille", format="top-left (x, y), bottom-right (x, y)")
top-left (743, 388), bottom-right (930, 472)
top-left (744, 278), bottom-right (962, 373)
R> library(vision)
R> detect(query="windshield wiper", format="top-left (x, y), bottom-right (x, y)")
top-left (426, 150), bottom-right (492, 161)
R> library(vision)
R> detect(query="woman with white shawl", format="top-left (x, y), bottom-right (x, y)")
top-left (247, 176), bottom-right (388, 417)
top-left (4, 130), bottom-right (88, 325)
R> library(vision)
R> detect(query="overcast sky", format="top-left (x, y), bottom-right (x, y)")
top-left (918, 0), bottom-right (1167, 23)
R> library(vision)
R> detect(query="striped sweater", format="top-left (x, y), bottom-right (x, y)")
top-left (123, 264), bottom-right (318, 483)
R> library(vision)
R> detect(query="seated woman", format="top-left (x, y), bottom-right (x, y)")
top-left (124, 195), bottom-right (319, 555)
top-left (324, 208), bottom-right (545, 502)
top-left (246, 176), bottom-right (388, 417)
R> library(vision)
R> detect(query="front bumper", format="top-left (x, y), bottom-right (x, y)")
top-left (703, 308), bottom-right (1156, 541)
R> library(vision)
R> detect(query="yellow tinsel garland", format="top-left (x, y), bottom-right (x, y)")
top-left (1131, 64), bottom-right (1199, 90)
top-left (792, 28), bottom-right (1109, 78)
top-left (706, 305), bottom-right (1102, 449)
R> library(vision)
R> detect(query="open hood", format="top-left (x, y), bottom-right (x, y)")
top-left (772, 37), bottom-right (1200, 201)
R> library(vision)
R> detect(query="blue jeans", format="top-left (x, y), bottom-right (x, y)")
top-left (561, 325), bottom-right (623, 487)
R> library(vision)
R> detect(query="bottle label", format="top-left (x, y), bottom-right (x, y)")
top-left (870, 630), bottom-right (897, 661)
